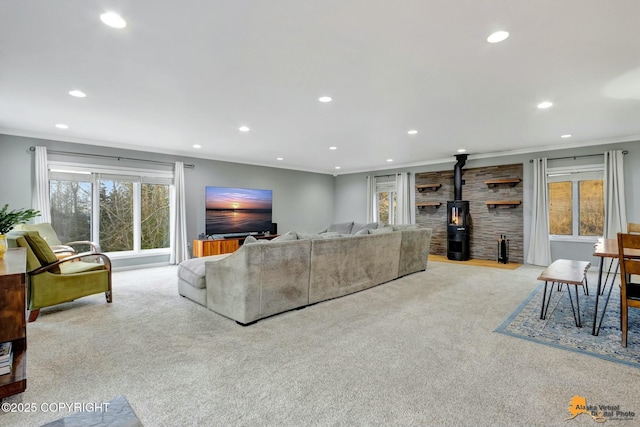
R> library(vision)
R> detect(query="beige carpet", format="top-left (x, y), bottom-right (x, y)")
top-left (1, 261), bottom-right (639, 426)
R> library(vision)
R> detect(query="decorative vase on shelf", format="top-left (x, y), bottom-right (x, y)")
top-left (0, 234), bottom-right (7, 260)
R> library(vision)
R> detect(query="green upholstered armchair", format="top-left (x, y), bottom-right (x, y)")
top-left (13, 222), bottom-right (100, 257)
top-left (7, 230), bottom-right (112, 322)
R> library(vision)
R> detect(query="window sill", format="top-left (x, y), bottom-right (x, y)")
top-left (105, 249), bottom-right (170, 259)
top-left (549, 235), bottom-right (600, 244)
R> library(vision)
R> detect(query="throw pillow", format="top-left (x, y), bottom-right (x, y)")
top-left (350, 222), bottom-right (379, 235)
top-left (23, 231), bottom-right (60, 273)
top-left (327, 221), bottom-right (354, 234)
top-left (243, 235), bottom-right (258, 244)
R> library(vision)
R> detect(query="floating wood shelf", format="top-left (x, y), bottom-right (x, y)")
top-left (416, 184), bottom-right (442, 192)
top-left (485, 178), bottom-right (521, 188)
top-left (486, 200), bottom-right (521, 208)
top-left (416, 202), bottom-right (442, 209)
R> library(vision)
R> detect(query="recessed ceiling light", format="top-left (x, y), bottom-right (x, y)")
top-left (487, 31), bottom-right (509, 43)
top-left (386, 159), bottom-right (393, 162)
top-left (407, 130), bottom-right (418, 135)
top-left (100, 12), bottom-right (126, 29)
top-left (239, 126), bottom-right (250, 132)
top-left (457, 148), bottom-right (466, 153)
top-left (193, 144), bottom-right (202, 149)
top-left (561, 134), bottom-right (572, 138)
top-left (55, 123), bottom-right (68, 129)
top-left (318, 96), bottom-right (332, 103)
top-left (69, 90), bottom-right (86, 98)
top-left (537, 101), bottom-right (553, 109)
top-left (276, 157), bottom-right (283, 161)
top-left (335, 166), bottom-right (341, 170)
top-left (329, 146), bottom-right (337, 150)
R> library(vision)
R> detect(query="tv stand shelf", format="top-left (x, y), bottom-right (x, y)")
top-left (192, 235), bottom-right (279, 257)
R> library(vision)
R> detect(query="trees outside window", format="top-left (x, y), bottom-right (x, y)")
top-left (547, 168), bottom-right (603, 239)
top-left (50, 179), bottom-right (92, 243)
top-left (376, 180), bottom-right (397, 225)
top-left (49, 166), bottom-right (172, 254)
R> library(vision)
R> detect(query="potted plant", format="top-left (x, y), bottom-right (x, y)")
top-left (0, 204), bottom-right (40, 260)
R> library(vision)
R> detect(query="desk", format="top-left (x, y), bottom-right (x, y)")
top-left (592, 238), bottom-right (640, 335)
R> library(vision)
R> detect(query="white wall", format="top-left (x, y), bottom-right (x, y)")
top-left (333, 140), bottom-right (640, 265)
top-left (0, 134), bottom-right (335, 266)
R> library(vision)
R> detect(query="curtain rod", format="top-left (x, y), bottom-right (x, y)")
top-left (529, 150), bottom-right (628, 163)
top-left (29, 146), bottom-right (195, 169)
top-left (372, 173), bottom-right (409, 178)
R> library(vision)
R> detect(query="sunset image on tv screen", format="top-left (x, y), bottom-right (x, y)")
top-left (205, 187), bottom-right (272, 235)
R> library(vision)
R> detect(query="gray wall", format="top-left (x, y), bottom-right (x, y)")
top-left (0, 134), bottom-right (335, 267)
top-left (334, 140), bottom-right (640, 266)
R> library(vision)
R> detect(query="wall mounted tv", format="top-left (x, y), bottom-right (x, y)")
top-left (205, 186), bottom-right (273, 236)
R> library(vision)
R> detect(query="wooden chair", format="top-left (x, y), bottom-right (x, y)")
top-left (7, 230), bottom-right (112, 322)
top-left (617, 232), bottom-right (640, 347)
top-left (629, 223), bottom-right (640, 234)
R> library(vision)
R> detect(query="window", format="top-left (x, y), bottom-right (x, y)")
top-left (49, 163), bottom-right (173, 256)
top-left (50, 175), bottom-right (92, 243)
top-left (376, 181), bottom-right (397, 224)
top-left (547, 167), bottom-right (604, 239)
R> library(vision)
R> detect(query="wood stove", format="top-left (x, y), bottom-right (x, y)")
top-left (447, 201), bottom-right (470, 260)
top-left (447, 154), bottom-right (470, 261)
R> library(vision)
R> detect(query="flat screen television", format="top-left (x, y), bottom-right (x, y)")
top-left (205, 186), bottom-right (273, 236)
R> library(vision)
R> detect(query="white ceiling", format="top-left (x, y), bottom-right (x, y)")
top-left (2, 1), bottom-right (640, 175)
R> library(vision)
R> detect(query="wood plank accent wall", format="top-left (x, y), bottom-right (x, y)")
top-left (415, 163), bottom-right (524, 263)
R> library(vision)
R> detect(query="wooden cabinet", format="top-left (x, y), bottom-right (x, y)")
top-left (0, 248), bottom-right (27, 399)
top-left (192, 235), bottom-right (280, 257)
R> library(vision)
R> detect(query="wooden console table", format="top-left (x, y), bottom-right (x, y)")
top-left (0, 247), bottom-right (27, 399)
top-left (192, 235), bottom-right (279, 257)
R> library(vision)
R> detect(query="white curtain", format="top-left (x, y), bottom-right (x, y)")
top-left (395, 172), bottom-right (411, 225)
top-left (526, 157), bottom-right (551, 266)
top-left (170, 161), bottom-right (189, 264)
top-left (603, 150), bottom-right (627, 238)
top-left (32, 146), bottom-right (51, 223)
top-left (366, 175), bottom-right (377, 223)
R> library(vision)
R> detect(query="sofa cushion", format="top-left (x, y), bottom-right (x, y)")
top-left (351, 222), bottom-right (379, 235)
top-left (296, 232), bottom-right (323, 240)
top-left (320, 232), bottom-right (342, 238)
top-left (392, 224), bottom-right (420, 231)
top-left (178, 254), bottom-right (231, 289)
top-left (354, 228), bottom-right (370, 236)
top-left (369, 227), bottom-right (393, 234)
top-left (272, 233), bottom-right (297, 242)
top-left (327, 221), bottom-right (354, 234)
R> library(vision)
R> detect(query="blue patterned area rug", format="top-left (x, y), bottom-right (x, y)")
top-left (496, 280), bottom-right (640, 368)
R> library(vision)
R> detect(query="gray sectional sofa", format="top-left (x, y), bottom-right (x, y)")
top-left (178, 224), bottom-right (432, 325)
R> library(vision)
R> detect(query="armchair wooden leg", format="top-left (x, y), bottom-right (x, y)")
top-left (28, 309), bottom-right (40, 322)
top-left (105, 262), bottom-right (113, 303)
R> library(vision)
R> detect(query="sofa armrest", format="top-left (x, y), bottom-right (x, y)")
top-left (205, 240), bottom-right (312, 324)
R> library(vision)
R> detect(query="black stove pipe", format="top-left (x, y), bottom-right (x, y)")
top-left (453, 153), bottom-right (468, 201)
